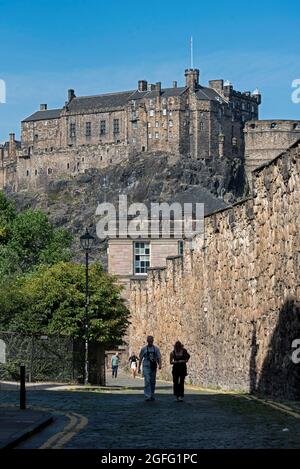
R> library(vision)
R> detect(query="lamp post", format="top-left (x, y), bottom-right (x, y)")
top-left (80, 228), bottom-right (95, 385)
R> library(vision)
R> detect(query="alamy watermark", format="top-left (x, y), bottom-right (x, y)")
top-left (291, 79), bottom-right (300, 104)
top-left (0, 79), bottom-right (6, 104)
top-left (95, 195), bottom-right (204, 244)
top-left (291, 339), bottom-right (300, 364)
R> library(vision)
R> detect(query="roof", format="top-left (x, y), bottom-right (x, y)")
top-left (22, 109), bottom-right (61, 122)
top-left (67, 90), bottom-right (135, 112)
top-left (22, 83), bottom-right (226, 122)
top-left (196, 86), bottom-right (226, 103)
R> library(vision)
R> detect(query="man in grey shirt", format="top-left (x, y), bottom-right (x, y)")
top-left (138, 336), bottom-right (161, 401)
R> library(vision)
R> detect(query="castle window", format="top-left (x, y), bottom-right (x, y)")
top-left (132, 121), bottom-right (138, 129)
top-left (169, 120), bottom-right (173, 127)
top-left (67, 163), bottom-right (70, 169)
top-left (162, 98), bottom-right (167, 105)
top-left (293, 123), bottom-right (298, 129)
top-left (251, 105), bottom-right (255, 113)
top-left (113, 119), bottom-right (120, 134)
top-left (26, 170), bottom-right (29, 176)
top-left (155, 132), bottom-right (159, 139)
top-left (48, 168), bottom-right (52, 175)
top-left (242, 103), bottom-right (246, 110)
top-left (178, 240), bottom-right (184, 256)
top-left (250, 123), bottom-right (255, 129)
top-left (70, 123), bottom-right (76, 138)
top-left (149, 99), bottom-right (154, 106)
top-left (270, 122), bottom-right (277, 129)
top-left (35, 169), bottom-right (37, 176)
top-left (148, 133), bottom-right (152, 139)
top-left (148, 122), bottom-right (151, 128)
top-left (132, 138), bottom-right (136, 144)
top-left (162, 109), bottom-right (167, 116)
top-left (100, 120), bottom-right (106, 135)
top-left (149, 110), bottom-right (154, 117)
top-left (155, 121), bottom-right (159, 128)
top-left (142, 146), bottom-right (145, 152)
top-left (169, 111), bottom-right (173, 116)
top-left (200, 122), bottom-right (204, 131)
top-left (134, 241), bottom-right (150, 275)
top-left (34, 134), bottom-right (38, 142)
top-left (85, 122), bottom-right (92, 137)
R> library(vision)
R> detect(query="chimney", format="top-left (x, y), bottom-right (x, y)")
top-left (68, 89), bottom-right (75, 102)
top-left (209, 80), bottom-right (224, 93)
top-left (40, 104), bottom-right (47, 111)
top-left (155, 82), bottom-right (161, 94)
top-left (8, 132), bottom-right (16, 160)
top-left (138, 80), bottom-right (148, 92)
top-left (185, 69), bottom-right (200, 91)
top-left (173, 81), bottom-right (178, 88)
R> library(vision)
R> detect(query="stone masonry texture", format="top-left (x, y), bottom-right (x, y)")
top-left (129, 140), bottom-right (300, 399)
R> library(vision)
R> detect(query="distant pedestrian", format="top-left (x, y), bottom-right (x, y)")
top-left (138, 336), bottom-right (161, 401)
top-left (111, 352), bottom-right (119, 378)
top-left (129, 352), bottom-right (139, 379)
top-left (170, 341), bottom-right (190, 402)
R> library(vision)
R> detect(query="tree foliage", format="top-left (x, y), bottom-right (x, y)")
top-left (0, 192), bottom-right (130, 346)
top-left (0, 262), bottom-right (129, 346)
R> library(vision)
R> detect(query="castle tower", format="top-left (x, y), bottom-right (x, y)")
top-left (185, 68), bottom-right (200, 91)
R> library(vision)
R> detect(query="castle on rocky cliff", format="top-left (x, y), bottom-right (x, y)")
top-left (1, 67), bottom-right (300, 193)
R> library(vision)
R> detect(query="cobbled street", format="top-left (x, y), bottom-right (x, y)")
top-left (1, 372), bottom-right (300, 449)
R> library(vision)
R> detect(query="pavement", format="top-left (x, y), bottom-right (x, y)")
top-left (1, 370), bottom-right (300, 449)
top-left (0, 407), bottom-right (53, 449)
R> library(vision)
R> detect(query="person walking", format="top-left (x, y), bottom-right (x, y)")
top-left (111, 352), bottom-right (119, 379)
top-left (129, 352), bottom-right (139, 379)
top-left (138, 336), bottom-right (161, 401)
top-left (170, 341), bottom-right (190, 402)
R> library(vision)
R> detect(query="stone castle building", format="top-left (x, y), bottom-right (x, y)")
top-left (1, 68), bottom-right (262, 191)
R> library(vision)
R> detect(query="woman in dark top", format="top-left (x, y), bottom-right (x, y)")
top-left (129, 353), bottom-right (139, 379)
top-left (170, 341), bottom-right (190, 401)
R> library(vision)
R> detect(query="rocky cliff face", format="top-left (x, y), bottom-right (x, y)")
top-left (8, 151), bottom-right (247, 263)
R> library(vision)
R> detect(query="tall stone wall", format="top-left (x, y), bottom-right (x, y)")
top-left (129, 140), bottom-right (300, 398)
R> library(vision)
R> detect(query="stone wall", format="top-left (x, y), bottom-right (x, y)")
top-left (129, 140), bottom-right (300, 398)
top-left (245, 120), bottom-right (300, 185)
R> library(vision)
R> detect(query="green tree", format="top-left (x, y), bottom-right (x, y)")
top-left (0, 192), bottom-right (72, 279)
top-left (2, 262), bottom-right (130, 347)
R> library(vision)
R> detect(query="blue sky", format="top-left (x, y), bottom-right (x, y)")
top-left (0, 0), bottom-right (299, 140)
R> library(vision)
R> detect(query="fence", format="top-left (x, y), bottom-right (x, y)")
top-left (0, 331), bottom-right (105, 384)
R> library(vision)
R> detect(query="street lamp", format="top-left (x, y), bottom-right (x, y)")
top-left (80, 228), bottom-right (95, 385)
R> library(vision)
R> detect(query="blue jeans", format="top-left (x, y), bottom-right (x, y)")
top-left (143, 365), bottom-right (157, 399)
top-left (112, 365), bottom-right (118, 378)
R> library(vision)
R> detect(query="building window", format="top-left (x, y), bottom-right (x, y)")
top-left (148, 122), bottom-right (151, 128)
top-left (113, 119), bottom-right (120, 134)
top-left (70, 123), bottom-right (76, 138)
top-left (142, 146), bottom-right (145, 151)
top-left (48, 168), bottom-right (52, 175)
top-left (270, 122), bottom-right (277, 129)
top-left (162, 109), bottom-right (167, 116)
top-left (149, 110), bottom-right (155, 117)
top-left (178, 240), bottom-right (184, 256)
top-left (67, 163), bottom-right (70, 169)
top-left (34, 134), bottom-right (38, 142)
top-left (132, 138), bottom-right (136, 144)
top-left (200, 122), bottom-right (204, 131)
top-left (148, 132), bottom-right (152, 139)
top-left (132, 121), bottom-right (138, 129)
top-left (155, 132), bottom-right (159, 139)
top-left (134, 241), bottom-right (150, 274)
top-left (85, 122), bottom-right (91, 137)
top-left (35, 169), bottom-right (37, 176)
top-left (169, 120), bottom-right (173, 127)
top-left (149, 99), bottom-right (154, 106)
top-left (162, 98), bottom-right (167, 105)
top-left (251, 105), bottom-right (255, 113)
top-left (155, 121), bottom-right (159, 128)
top-left (100, 120), bottom-right (106, 135)
top-left (169, 111), bottom-right (173, 116)
top-left (26, 170), bottom-right (29, 176)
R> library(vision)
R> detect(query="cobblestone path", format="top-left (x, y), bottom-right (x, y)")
top-left (1, 372), bottom-right (300, 449)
